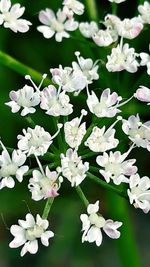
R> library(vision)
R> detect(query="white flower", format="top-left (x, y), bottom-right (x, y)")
top-left (64, 109), bottom-right (87, 149)
top-left (96, 148), bottom-right (137, 185)
top-left (116, 17), bottom-right (143, 40)
top-left (40, 85), bottom-right (73, 116)
top-left (37, 8), bottom-right (78, 42)
top-left (80, 200), bottom-right (122, 246)
top-left (50, 65), bottom-right (87, 93)
top-left (28, 166), bottom-right (63, 201)
top-left (93, 29), bottom-right (115, 47)
top-left (86, 88), bottom-right (122, 118)
top-left (134, 85), bottom-right (150, 105)
top-left (5, 85), bottom-right (40, 116)
top-left (122, 115), bottom-right (150, 151)
top-left (140, 45), bottom-right (150, 75)
top-left (17, 124), bottom-right (62, 156)
top-left (79, 21), bottom-right (98, 38)
top-left (128, 174), bottom-right (150, 213)
top-left (9, 213), bottom-right (54, 256)
top-left (138, 1), bottom-right (150, 24)
top-left (108, 0), bottom-right (126, 3)
top-left (63, 0), bottom-right (84, 15)
top-left (60, 148), bottom-right (89, 187)
top-left (106, 42), bottom-right (139, 73)
top-left (72, 51), bottom-right (99, 85)
top-left (0, 0), bottom-right (31, 32)
top-left (85, 123), bottom-right (119, 153)
top-left (0, 143), bottom-right (28, 189)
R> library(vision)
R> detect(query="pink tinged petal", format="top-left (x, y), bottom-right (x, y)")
top-left (5, 101), bottom-right (20, 113)
top-left (10, 4), bottom-right (25, 18)
top-left (37, 25), bottom-right (55, 39)
top-left (45, 188), bottom-right (59, 198)
top-left (9, 91), bottom-right (18, 101)
top-left (13, 19), bottom-right (32, 33)
top-left (41, 231), bottom-right (54, 246)
top-left (39, 9), bottom-right (55, 25)
top-left (103, 220), bottom-right (122, 239)
top-left (134, 86), bottom-right (150, 103)
top-left (0, 0), bottom-right (11, 12)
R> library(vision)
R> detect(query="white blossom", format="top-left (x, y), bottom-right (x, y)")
top-left (85, 119), bottom-right (120, 152)
top-left (50, 65), bottom-right (87, 93)
top-left (138, 1), bottom-right (150, 24)
top-left (122, 115), bottom-right (150, 151)
top-left (72, 51), bottom-right (99, 86)
top-left (140, 45), bottom-right (150, 75)
top-left (5, 85), bottom-right (40, 116)
top-left (96, 147), bottom-right (137, 185)
top-left (128, 174), bottom-right (150, 213)
top-left (116, 17), bottom-right (143, 40)
top-left (63, 0), bottom-right (84, 15)
top-left (9, 213), bottom-right (54, 256)
top-left (37, 8), bottom-right (78, 42)
top-left (79, 21), bottom-right (98, 38)
top-left (28, 166), bottom-right (63, 201)
top-left (0, 0), bottom-right (31, 32)
top-left (40, 85), bottom-right (73, 116)
top-left (86, 88), bottom-right (123, 118)
top-left (60, 148), bottom-right (89, 187)
top-left (64, 109), bottom-right (87, 149)
top-left (17, 124), bottom-right (62, 156)
top-left (80, 200), bottom-right (122, 246)
top-left (92, 29), bottom-right (114, 47)
top-left (106, 42), bottom-right (139, 73)
top-left (0, 142), bottom-right (28, 189)
top-left (134, 85), bottom-right (150, 105)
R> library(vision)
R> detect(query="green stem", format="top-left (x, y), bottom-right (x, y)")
top-left (106, 192), bottom-right (142, 267)
top-left (85, 0), bottom-right (98, 21)
top-left (112, 2), bottom-right (118, 14)
top-left (76, 186), bottom-right (89, 207)
top-left (25, 116), bottom-right (36, 128)
top-left (87, 172), bottom-right (127, 199)
top-left (42, 198), bottom-right (54, 219)
top-left (0, 50), bottom-right (51, 86)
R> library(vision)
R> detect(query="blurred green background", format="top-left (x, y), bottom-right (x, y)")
top-left (0, 0), bottom-right (150, 266)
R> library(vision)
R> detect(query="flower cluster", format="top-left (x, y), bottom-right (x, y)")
top-left (1, 0), bottom-right (150, 259)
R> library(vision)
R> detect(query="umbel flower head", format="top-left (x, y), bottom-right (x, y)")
top-left (64, 109), bottom-right (87, 149)
top-left (28, 165), bottom-right (63, 201)
top-left (96, 146), bottom-right (137, 185)
top-left (9, 213), bottom-right (54, 256)
top-left (17, 124), bottom-right (62, 156)
top-left (60, 148), bottom-right (89, 187)
top-left (0, 0), bottom-right (31, 32)
top-left (80, 201), bottom-right (122, 246)
top-left (85, 117), bottom-right (120, 153)
top-left (40, 85), bottom-right (73, 116)
top-left (0, 141), bottom-right (28, 189)
top-left (5, 85), bottom-right (40, 116)
top-left (37, 8), bottom-right (78, 42)
top-left (128, 174), bottom-right (150, 213)
top-left (134, 85), bottom-right (150, 105)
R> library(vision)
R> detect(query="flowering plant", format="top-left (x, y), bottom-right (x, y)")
top-left (0, 0), bottom-right (150, 266)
